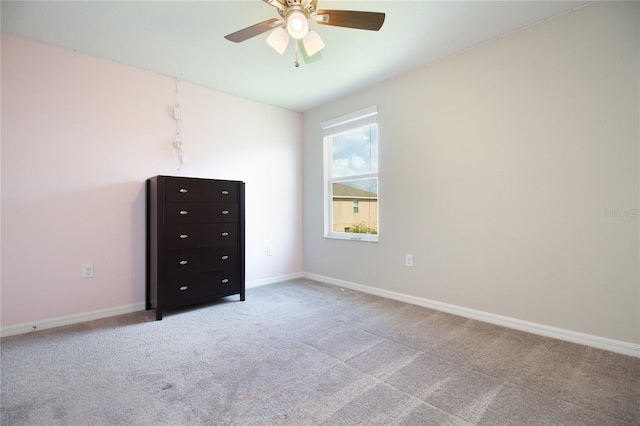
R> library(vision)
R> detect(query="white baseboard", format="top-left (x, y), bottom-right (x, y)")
top-left (304, 272), bottom-right (640, 358)
top-left (4, 272), bottom-right (637, 358)
top-left (1, 303), bottom-right (147, 338)
top-left (246, 272), bottom-right (305, 288)
top-left (0, 274), bottom-right (304, 338)
top-left (0, 272), bottom-right (304, 337)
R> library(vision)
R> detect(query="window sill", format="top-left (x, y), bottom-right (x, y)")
top-left (324, 234), bottom-right (379, 242)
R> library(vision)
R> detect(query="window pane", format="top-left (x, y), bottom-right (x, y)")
top-left (332, 179), bottom-right (378, 234)
top-left (331, 124), bottom-right (378, 178)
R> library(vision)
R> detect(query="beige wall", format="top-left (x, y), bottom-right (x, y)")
top-left (303, 1), bottom-right (639, 344)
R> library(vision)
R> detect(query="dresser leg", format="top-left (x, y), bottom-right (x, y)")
top-left (155, 309), bottom-right (163, 321)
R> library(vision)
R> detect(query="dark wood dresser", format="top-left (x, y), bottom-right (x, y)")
top-left (146, 176), bottom-right (245, 320)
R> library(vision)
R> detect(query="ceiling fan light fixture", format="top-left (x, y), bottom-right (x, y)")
top-left (266, 27), bottom-right (290, 54)
top-left (302, 30), bottom-right (324, 57)
top-left (286, 10), bottom-right (309, 40)
top-left (224, 1), bottom-right (386, 67)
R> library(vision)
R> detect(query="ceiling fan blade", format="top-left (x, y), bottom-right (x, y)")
top-left (224, 18), bottom-right (281, 43)
top-left (301, 0), bottom-right (317, 12)
top-left (315, 10), bottom-right (385, 31)
top-left (262, 0), bottom-right (286, 13)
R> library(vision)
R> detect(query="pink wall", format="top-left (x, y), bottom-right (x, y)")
top-left (1, 34), bottom-right (303, 328)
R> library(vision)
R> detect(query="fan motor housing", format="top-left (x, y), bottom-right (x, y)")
top-left (278, 0), bottom-right (317, 18)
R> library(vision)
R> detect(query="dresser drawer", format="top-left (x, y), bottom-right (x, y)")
top-left (166, 270), bottom-right (241, 306)
top-left (165, 247), bottom-right (239, 276)
top-left (166, 223), bottom-right (238, 250)
top-left (165, 179), bottom-right (239, 203)
top-left (165, 202), bottom-right (238, 224)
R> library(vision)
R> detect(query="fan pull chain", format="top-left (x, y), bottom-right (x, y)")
top-left (294, 42), bottom-right (300, 68)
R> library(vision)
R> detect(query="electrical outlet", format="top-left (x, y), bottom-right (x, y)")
top-left (405, 254), bottom-right (413, 267)
top-left (266, 246), bottom-right (273, 256)
top-left (82, 263), bottom-right (94, 279)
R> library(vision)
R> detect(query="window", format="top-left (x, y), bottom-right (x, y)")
top-left (322, 106), bottom-right (378, 241)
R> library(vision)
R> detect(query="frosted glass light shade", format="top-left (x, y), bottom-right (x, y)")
top-left (302, 30), bottom-right (324, 57)
top-left (266, 27), bottom-right (290, 54)
top-left (286, 11), bottom-right (309, 40)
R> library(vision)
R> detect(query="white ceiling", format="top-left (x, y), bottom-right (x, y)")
top-left (1, 0), bottom-right (593, 112)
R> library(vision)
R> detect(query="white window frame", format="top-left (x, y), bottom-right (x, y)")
top-left (322, 106), bottom-right (379, 242)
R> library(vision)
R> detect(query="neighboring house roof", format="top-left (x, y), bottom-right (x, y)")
top-left (333, 183), bottom-right (377, 199)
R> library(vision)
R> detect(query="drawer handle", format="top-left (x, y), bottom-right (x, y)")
top-left (221, 232), bottom-right (229, 237)
top-left (179, 260), bottom-right (188, 265)
top-left (179, 210), bottom-right (188, 215)
top-left (179, 234), bottom-right (188, 239)
top-left (221, 255), bottom-right (229, 260)
top-left (179, 286), bottom-right (188, 291)
top-left (221, 210), bottom-right (229, 215)
top-left (221, 190), bottom-right (229, 195)
top-left (179, 188), bottom-right (188, 193)
top-left (221, 278), bottom-right (229, 284)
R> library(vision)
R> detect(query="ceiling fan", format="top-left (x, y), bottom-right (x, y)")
top-left (224, 0), bottom-right (385, 67)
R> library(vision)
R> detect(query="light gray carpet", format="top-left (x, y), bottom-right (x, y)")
top-left (2, 279), bottom-right (639, 425)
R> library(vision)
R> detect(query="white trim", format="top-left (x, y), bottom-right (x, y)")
top-left (321, 105), bottom-right (377, 130)
top-left (304, 272), bottom-right (640, 358)
top-left (246, 272), bottom-right (305, 288)
top-left (324, 233), bottom-right (379, 242)
top-left (0, 273), bottom-right (306, 338)
top-left (6, 272), bottom-right (635, 358)
top-left (324, 118), bottom-right (379, 241)
top-left (1, 303), bottom-right (146, 338)
top-left (333, 196), bottom-right (377, 200)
